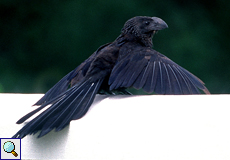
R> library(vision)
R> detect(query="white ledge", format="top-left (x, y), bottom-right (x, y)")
top-left (1, 94), bottom-right (230, 160)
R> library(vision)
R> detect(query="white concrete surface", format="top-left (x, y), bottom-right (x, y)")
top-left (0, 93), bottom-right (230, 160)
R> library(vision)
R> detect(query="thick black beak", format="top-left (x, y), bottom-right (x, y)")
top-left (151, 17), bottom-right (168, 30)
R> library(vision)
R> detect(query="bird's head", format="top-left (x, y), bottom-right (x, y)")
top-left (121, 16), bottom-right (168, 47)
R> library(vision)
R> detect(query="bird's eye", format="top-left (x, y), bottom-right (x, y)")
top-left (145, 21), bottom-right (150, 25)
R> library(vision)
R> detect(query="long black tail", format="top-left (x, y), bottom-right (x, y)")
top-left (12, 78), bottom-right (104, 138)
top-left (33, 70), bottom-right (73, 106)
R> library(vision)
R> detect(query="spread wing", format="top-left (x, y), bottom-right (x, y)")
top-left (109, 48), bottom-right (210, 94)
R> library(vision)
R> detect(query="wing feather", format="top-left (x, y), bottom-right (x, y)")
top-left (176, 66), bottom-right (200, 94)
top-left (109, 47), bottom-right (209, 94)
top-left (132, 59), bottom-right (150, 89)
top-left (142, 62), bottom-right (154, 93)
top-left (166, 64), bottom-right (183, 94)
top-left (172, 65), bottom-right (191, 94)
top-left (125, 59), bottom-right (147, 87)
top-left (163, 63), bottom-right (172, 94)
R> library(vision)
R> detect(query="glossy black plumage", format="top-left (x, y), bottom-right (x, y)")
top-left (108, 42), bottom-right (209, 94)
top-left (12, 16), bottom-right (210, 139)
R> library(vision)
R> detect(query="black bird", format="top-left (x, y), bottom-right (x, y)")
top-left (12, 16), bottom-right (210, 139)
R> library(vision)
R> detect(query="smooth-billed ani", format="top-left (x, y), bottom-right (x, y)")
top-left (12, 16), bottom-right (210, 139)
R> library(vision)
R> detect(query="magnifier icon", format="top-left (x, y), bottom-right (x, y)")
top-left (3, 141), bottom-right (18, 157)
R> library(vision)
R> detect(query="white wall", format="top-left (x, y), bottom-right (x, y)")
top-left (1, 94), bottom-right (230, 160)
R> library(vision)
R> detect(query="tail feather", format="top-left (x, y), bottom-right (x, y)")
top-left (16, 87), bottom-right (74, 124)
top-left (33, 71), bottom-right (73, 106)
top-left (12, 78), bottom-right (104, 138)
top-left (58, 80), bottom-right (102, 128)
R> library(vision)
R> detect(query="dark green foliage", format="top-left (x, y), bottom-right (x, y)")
top-left (0, 0), bottom-right (229, 93)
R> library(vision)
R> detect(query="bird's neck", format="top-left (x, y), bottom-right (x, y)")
top-left (116, 34), bottom-right (153, 48)
top-left (141, 35), bottom-right (153, 48)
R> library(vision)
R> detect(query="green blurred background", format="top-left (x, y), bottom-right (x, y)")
top-left (0, 0), bottom-right (229, 94)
